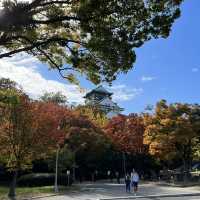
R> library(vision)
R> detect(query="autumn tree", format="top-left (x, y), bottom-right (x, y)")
top-left (0, 0), bottom-right (183, 84)
top-left (0, 86), bottom-right (38, 198)
top-left (144, 100), bottom-right (200, 173)
top-left (47, 145), bottom-right (74, 173)
top-left (0, 78), bottom-right (70, 199)
top-left (105, 114), bottom-right (145, 154)
top-left (40, 91), bottom-right (67, 105)
top-left (31, 101), bottom-right (73, 149)
top-left (75, 105), bottom-right (108, 128)
top-left (63, 110), bottom-right (109, 179)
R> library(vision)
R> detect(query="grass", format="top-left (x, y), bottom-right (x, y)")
top-left (0, 185), bottom-right (78, 200)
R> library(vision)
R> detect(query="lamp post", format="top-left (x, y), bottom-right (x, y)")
top-left (181, 112), bottom-right (189, 183)
top-left (67, 170), bottom-right (70, 186)
top-left (72, 163), bottom-right (78, 182)
top-left (54, 124), bottom-right (62, 193)
top-left (107, 170), bottom-right (111, 182)
top-left (54, 144), bottom-right (60, 193)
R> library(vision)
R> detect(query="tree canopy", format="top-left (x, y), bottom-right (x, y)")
top-left (40, 91), bottom-right (68, 105)
top-left (75, 105), bottom-right (108, 128)
top-left (105, 114), bottom-right (145, 154)
top-left (0, 0), bottom-right (183, 84)
top-left (0, 80), bottom-right (71, 171)
top-left (144, 100), bottom-right (200, 170)
top-left (0, 78), bottom-right (75, 198)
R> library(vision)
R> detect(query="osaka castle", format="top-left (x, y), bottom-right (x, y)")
top-left (84, 85), bottom-right (124, 118)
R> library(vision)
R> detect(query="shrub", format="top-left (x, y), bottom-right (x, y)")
top-left (17, 173), bottom-right (73, 187)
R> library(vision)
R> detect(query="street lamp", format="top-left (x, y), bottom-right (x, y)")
top-left (54, 118), bottom-right (67, 192)
top-left (54, 143), bottom-right (60, 193)
top-left (107, 170), bottom-right (111, 182)
top-left (67, 170), bottom-right (70, 186)
top-left (54, 124), bottom-right (62, 193)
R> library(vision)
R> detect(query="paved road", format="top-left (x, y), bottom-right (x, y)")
top-left (115, 198), bottom-right (200, 200)
top-left (37, 182), bottom-right (200, 200)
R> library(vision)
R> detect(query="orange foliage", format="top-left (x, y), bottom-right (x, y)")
top-left (31, 101), bottom-right (73, 148)
top-left (0, 95), bottom-right (74, 170)
top-left (104, 114), bottom-right (145, 154)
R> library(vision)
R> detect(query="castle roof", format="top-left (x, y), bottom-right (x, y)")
top-left (84, 85), bottom-right (113, 98)
top-left (98, 97), bottom-right (122, 110)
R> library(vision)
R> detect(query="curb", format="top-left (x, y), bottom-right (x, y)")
top-left (99, 193), bottom-right (200, 200)
top-left (22, 193), bottom-right (62, 200)
top-left (154, 181), bottom-right (200, 188)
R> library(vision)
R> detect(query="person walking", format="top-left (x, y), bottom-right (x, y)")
top-left (125, 174), bottom-right (131, 193)
top-left (131, 170), bottom-right (139, 195)
top-left (116, 171), bottom-right (120, 184)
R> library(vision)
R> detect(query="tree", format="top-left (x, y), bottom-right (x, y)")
top-left (104, 114), bottom-right (145, 154)
top-left (144, 100), bottom-right (200, 173)
top-left (32, 100), bottom-right (75, 193)
top-left (75, 105), bottom-right (108, 128)
top-left (0, 0), bottom-right (183, 84)
top-left (40, 91), bottom-right (68, 105)
top-left (0, 78), bottom-right (21, 107)
top-left (47, 145), bottom-right (74, 173)
top-left (63, 111), bottom-right (109, 180)
top-left (104, 114), bottom-right (145, 177)
top-left (0, 90), bottom-right (40, 198)
top-left (31, 101), bottom-right (72, 151)
top-left (0, 78), bottom-right (18, 90)
top-left (0, 78), bottom-right (70, 199)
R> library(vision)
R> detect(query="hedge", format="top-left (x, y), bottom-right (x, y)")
top-left (17, 173), bottom-right (73, 187)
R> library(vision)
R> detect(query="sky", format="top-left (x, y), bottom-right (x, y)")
top-left (0, 0), bottom-right (200, 114)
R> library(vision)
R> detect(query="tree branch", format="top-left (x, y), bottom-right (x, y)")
top-left (22, 0), bottom-right (44, 11)
top-left (0, 37), bottom-right (82, 58)
top-left (39, 1), bottom-right (72, 7)
top-left (31, 15), bottom-right (82, 24)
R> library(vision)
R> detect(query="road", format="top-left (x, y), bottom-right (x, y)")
top-left (37, 182), bottom-right (200, 200)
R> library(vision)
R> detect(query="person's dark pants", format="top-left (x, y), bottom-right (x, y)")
top-left (126, 182), bottom-right (130, 192)
top-left (132, 181), bottom-right (138, 193)
top-left (117, 177), bottom-right (120, 184)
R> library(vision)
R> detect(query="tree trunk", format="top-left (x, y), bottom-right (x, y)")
top-left (181, 152), bottom-right (188, 184)
top-left (182, 161), bottom-right (187, 184)
top-left (8, 170), bottom-right (18, 200)
top-left (122, 152), bottom-right (126, 177)
top-left (183, 142), bottom-right (192, 184)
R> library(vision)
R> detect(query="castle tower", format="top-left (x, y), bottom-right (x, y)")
top-left (84, 85), bottom-right (123, 118)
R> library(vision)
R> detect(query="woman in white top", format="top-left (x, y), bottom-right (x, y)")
top-left (131, 170), bottom-right (139, 195)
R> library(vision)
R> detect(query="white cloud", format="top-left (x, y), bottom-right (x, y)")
top-left (192, 68), bottom-right (199, 73)
top-left (6, 54), bottom-right (39, 70)
top-left (141, 76), bottom-right (156, 82)
top-left (108, 84), bottom-right (143, 102)
top-left (0, 54), bottom-right (142, 104)
top-left (0, 55), bottom-right (85, 104)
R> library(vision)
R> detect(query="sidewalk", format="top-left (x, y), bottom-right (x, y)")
top-left (155, 180), bottom-right (200, 188)
top-left (100, 193), bottom-right (200, 200)
top-left (26, 182), bottom-right (200, 200)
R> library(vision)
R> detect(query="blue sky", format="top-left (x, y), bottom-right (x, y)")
top-left (82, 0), bottom-right (200, 113)
top-left (112, 0), bottom-right (200, 114)
top-left (0, 0), bottom-right (199, 114)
